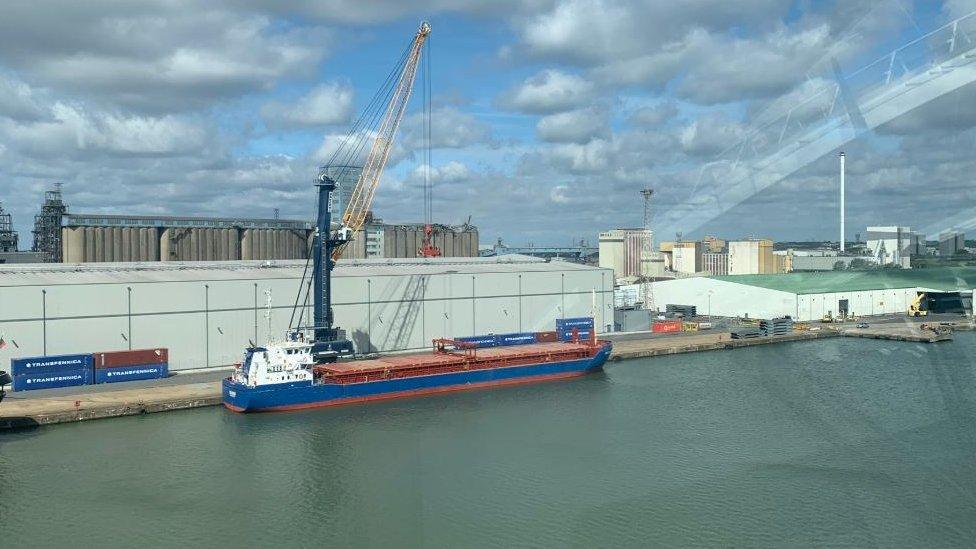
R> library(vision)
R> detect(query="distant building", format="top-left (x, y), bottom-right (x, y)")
top-left (939, 230), bottom-right (965, 256)
top-left (599, 228), bottom-right (651, 279)
top-left (342, 222), bottom-right (478, 259)
top-left (62, 214), bottom-right (478, 263)
top-left (671, 240), bottom-right (703, 274)
top-left (866, 226), bottom-right (919, 266)
top-left (701, 252), bottom-right (728, 275)
top-left (701, 235), bottom-right (726, 253)
top-left (728, 239), bottom-right (775, 275)
top-left (319, 165), bottom-right (363, 221)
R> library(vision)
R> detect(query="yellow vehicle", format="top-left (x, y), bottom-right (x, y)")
top-left (821, 311), bottom-right (834, 323)
top-left (908, 292), bottom-right (928, 317)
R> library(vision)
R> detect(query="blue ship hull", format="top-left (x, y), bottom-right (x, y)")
top-left (223, 342), bottom-right (611, 412)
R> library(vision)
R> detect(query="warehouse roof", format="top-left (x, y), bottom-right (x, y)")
top-left (710, 266), bottom-right (976, 294)
top-left (0, 255), bottom-right (606, 287)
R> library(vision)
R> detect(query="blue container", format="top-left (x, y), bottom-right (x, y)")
top-left (556, 317), bottom-right (595, 330)
top-left (13, 368), bottom-right (92, 391)
top-left (11, 353), bottom-right (93, 376)
top-left (558, 328), bottom-right (593, 342)
top-left (454, 335), bottom-right (498, 348)
top-left (95, 363), bottom-right (169, 384)
top-left (497, 332), bottom-right (537, 346)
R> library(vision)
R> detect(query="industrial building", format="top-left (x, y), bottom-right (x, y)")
top-left (939, 230), bottom-right (966, 256)
top-left (728, 239), bottom-right (775, 275)
top-left (701, 252), bottom-right (728, 275)
top-left (650, 267), bottom-right (975, 321)
top-left (320, 164), bottom-right (362, 219)
top-left (670, 241), bottom-right (702, 274)
top-left (866, 226), bottom-right (922, 266)
top-left (31, 185), bottom-right (68, 262)
top-left (481, 239), bottom-right (598, 264)
top-left (0, 255), bottom-right (613, 371)
top-left (341, 222), bottom-right (478, 259)
top-left (61, 214), bottom-right (312, 263)
top-left (0, 202), bottom-right (18, 253)
top-left (598, 229), bottom-right (658, 279)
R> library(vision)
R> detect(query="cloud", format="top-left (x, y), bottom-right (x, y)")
top-left (313, 130), bottom-right (410, 167)
top-left (536, 107), bottom-right (609, 143)
top-left (679, 113), bottom-right (746, 157)
top-left (498, 69), bottom-right (596, 114)
top-left (629, 102), bottom-right (678, 127)
top-left (0, 75), bottom-right (47, 122)
top-left (261, 81), bottom-right (354, 128)
top-left (514, 0), bottom-right (790, 65)
top-left (0, 102), bottom-right (210, 158)
top-left (402, 106), bottom-right (493, 149)
top-left (409, 160), bottom-right (471, 185)
top-left (0, 3), bottom-right (328, 113)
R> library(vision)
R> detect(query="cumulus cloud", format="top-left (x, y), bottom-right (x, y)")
top-left (0, 3), bottom-right (328, 113)
top-left (679, 113), bottom-right (746, 157)
top-left (0, 75), bottom-right (47, 122)
top-left (402, 106), bottom-right (493, 149)
top-left (498, 69), bottom-right (596, 114)
top-left (0, 102), bottom-right (210, 158)
top-left (261, 81), bottom-right (354, 128)
top-left (536, 107), bottom-right (609, 143)
top-left (629, 103), bottom-right (678, 127)
top-left (409, 160), bottom-right (471, 185)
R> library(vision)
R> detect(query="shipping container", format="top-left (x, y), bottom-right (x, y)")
top-left (94, 363), bottom-right (169, 384)
top-left (555, 317), bottom-right (594, 330)
top-left (682, 322), bottom-right (699, 332)
top-left (697, 322), bottom-right (713, 330)
top-left (13, 368), bottom-right (92, 391)
top-left (557, 328), bottom-right (593, 342)
top-left (11, 353), bottom-right (93, 376)
top-left (652, 320), bottom-right (682, 333)
top-left (93, 348), bottom-right (168, 368)
top-left (454, 335), bottom-right (498, 348)
top-left (497, 333), bottom-right (537, 346)
top-left (535, 331), bottom-right (558, 343)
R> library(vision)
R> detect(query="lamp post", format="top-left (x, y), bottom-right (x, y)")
top-left (707, 289), bottom-right (714, 318)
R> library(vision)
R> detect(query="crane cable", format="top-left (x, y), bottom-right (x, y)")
top-left (288, 37), bottom-right (416, 331)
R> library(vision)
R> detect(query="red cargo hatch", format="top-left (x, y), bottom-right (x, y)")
top-left (314, 341), bottom-right (598, 384)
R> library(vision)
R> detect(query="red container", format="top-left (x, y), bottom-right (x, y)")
top-left (652, 321), bottom-right (682, 334)
top-left (94, 348), bottom-right (168, 369)
top-left (535, 331), bottom-right (558, 343)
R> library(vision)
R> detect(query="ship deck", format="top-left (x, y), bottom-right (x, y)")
top-left (314, 341), bottom-right (602, 384)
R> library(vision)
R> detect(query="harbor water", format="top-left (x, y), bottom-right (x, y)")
top-left (2, 334), bottom-right (976, 547)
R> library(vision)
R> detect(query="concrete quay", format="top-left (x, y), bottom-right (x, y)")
top-left (0, 381), bottom-right (221, 429)
top-left (607, 330), bottom-right (838, 361)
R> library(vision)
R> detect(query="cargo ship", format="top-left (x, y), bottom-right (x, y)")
top-left (222, 21), bottom-right (610, 413)
top-left (222, 320), bottom-right (610, 413)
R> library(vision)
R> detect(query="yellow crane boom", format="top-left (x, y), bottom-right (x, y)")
top-left (333, 21), bottom-right (431, 260)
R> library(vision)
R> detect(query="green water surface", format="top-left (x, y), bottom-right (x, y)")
top-left (2, 335), bottom-right (975, 547)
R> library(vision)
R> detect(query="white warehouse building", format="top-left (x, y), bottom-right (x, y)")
top-left (0, 256), bottom-right (613, 371)
top-left (650, 268), bottom-right (975, 321)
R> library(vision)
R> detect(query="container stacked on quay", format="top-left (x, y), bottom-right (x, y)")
top-left (93, 349), bottom-right (169, 383)
top-left (222, 317), bottom-right (611, 413)
top-left (10, 354), bottom-right (93, 391)
top-left (9, 348), bottom-right (169, 391)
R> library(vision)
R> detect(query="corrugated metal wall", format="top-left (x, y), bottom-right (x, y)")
top-left (63, 227), bottom-right (313, 262)
top-left (62, 227), bottom-right (161, 263)
top-left (0, 264), bottom-right (612, 371)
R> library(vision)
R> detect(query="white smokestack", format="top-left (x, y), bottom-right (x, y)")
top-left (839, 151), bottom-right (846, 253)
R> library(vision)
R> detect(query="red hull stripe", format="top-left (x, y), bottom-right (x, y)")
top-left (223, 369), bottom-right (591, 413)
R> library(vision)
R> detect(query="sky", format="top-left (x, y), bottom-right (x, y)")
top-left (1, 0), bottom-right (976, 248)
